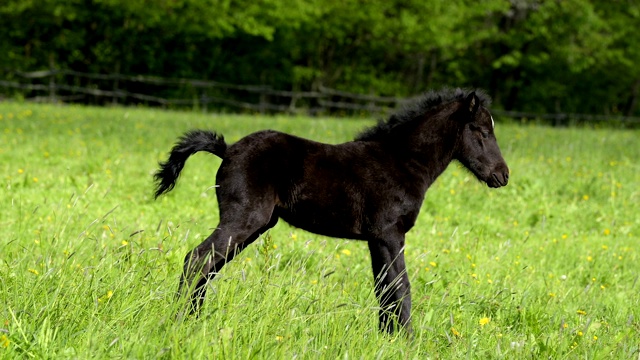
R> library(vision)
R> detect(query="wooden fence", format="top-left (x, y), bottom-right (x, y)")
top-left (1, 69), bottom-right (639, 123)
top-left (0, 69), bottom-right (407, 115)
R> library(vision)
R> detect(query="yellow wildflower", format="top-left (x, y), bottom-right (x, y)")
top-left (479, 317), bottom-right (491, 326)
top-left (0, 334), bottom-right (9, 348)
top-left (451, 327), bottom-right (461, 337)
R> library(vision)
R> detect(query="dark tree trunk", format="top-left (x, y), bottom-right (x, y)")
top-left (625, 78), bottom-right (640, 117)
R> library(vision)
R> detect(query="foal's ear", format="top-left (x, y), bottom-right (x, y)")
top-left (465, 91), bottom-right (480, 115)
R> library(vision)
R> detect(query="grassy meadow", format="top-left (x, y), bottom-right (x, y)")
top-left (0, 102), bottom-right (638, 359)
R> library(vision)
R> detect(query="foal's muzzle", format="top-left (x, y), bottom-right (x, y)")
top-left (487, 165), bottom-right (509, 188)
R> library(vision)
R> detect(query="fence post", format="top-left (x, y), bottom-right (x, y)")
top-left (259, 72), bottom-right (267, 114)
top-left (201, 92), bottom-right (207, 113)
top-left (49, 56), bottom-right (56, 103)
top-left (288, 93), bottom-right (298, 113)
top-left (259, 90), bottom-right (267, 114)
top-left (366, 90), bottom-right (375, 114)
top-left (112, 61), bottom-right (120, 105)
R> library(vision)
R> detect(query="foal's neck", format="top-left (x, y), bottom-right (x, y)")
top-left (404, 111), bottom-right (461, 189)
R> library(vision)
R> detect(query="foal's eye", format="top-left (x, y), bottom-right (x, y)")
top-left (481, 131), bottom-right (489, 139)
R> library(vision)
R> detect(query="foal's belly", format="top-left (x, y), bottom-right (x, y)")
top-left (275, 204), bottom-right (366, 240)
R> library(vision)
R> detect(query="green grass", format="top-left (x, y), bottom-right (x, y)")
top-left (1, 103), bottom-right (638, 359)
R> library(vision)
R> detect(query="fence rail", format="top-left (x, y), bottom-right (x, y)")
top-left (1, 69), bottom-right (639, 123)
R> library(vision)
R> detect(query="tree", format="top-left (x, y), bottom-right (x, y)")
top-left (1, 0), bottom-right (639, 117)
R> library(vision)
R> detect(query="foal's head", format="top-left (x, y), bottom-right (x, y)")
top-left (454, 92), bottom-right (509, 188)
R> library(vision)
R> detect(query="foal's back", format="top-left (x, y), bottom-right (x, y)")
top-left (218, 130), bottom-right (423, 240)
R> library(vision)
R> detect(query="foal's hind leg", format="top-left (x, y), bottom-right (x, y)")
top-left (177, 203), bottom-right (278, 313)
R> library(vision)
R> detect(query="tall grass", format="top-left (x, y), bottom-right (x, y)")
top-left (1, 103), bottom-right (638, 358)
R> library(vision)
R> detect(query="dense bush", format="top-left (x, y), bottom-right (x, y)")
top-left (1, 0), bottom-right (639, 115)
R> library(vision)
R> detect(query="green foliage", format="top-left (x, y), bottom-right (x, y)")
top-left (0, 103), bottom-right (639, 358)
top-left (1, 0), bottom-right (640, 115)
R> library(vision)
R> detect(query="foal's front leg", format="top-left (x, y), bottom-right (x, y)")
top-left (367, 235), bottom-right (412, 334)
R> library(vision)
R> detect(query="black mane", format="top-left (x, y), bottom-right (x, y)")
top-left (355, 88), bottom-right (491, 141)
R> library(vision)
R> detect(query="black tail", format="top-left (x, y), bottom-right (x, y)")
top-left (154, 130), bottom-right (227, 198)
